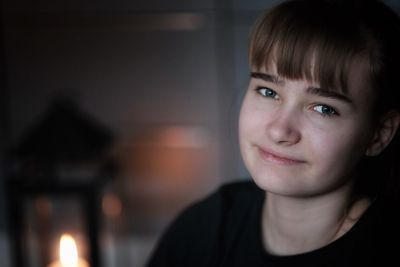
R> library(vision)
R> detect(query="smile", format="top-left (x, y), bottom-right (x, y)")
top-left (257, 146), bottom-right (306, 165)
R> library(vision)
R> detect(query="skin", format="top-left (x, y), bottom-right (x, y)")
top-left (238, 60), bottom-right (398, 255)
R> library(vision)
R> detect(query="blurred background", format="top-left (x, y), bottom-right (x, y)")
top-left (0, 0), bottom-right (399, 266)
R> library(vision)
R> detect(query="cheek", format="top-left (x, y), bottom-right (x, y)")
top-left (311, 134), bottom-right (344, 166)
top-left (239, 97), bottom-right (258, 141)
top-left (239, 101), bottom-right (273, 148)
top-left (309, 125), bottom-right (370, 177)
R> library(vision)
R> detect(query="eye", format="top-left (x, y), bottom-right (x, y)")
top-left (256, 87), bottom-right (279, 100)
top-left (313, 104), bottom-right (338, 116)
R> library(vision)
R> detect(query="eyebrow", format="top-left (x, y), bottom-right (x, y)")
top-left (306, 87), bottom-right (353, 104)
top-left (251, 72), bottom-right (284, 85)
top-left (250, 72), bottom-right (353, 104)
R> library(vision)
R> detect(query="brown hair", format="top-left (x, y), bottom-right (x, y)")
top-left (249, 0), bottom-right (400, 112)
top-left (249, 0), bottom-right (400, 199)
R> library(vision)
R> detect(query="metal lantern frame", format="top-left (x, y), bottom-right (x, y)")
top-left (7, 179), bottom-right (101, 267)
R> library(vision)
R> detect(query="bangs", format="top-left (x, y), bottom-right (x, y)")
top-left (249, 0), bottom-right (369, 93)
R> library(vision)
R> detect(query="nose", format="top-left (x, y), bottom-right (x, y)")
top-left (266, 108), bottom-right (301, 145)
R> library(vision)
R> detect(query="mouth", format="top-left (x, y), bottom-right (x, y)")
top-left (257, 146), bottom-right (306, 165)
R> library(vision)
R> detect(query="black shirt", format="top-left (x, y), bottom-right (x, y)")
top-left (146, 181), bottom-right (399, 266)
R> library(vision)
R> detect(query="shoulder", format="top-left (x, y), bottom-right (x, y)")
top-left (188, 179), bottom-right (263, 222)
top-left (211, 179), bottom-right (262, 204)
top-left (183, 179), bottom-right (261, 214)
top-left (146, 179), bottom-right (263, 267)
top-left (169, 179), bottom-right (262, 236)
top-left (218, 179), bottom-right (262, 196)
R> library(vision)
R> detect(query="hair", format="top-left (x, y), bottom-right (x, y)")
top-left (249, 0), bottom-right (400, 200)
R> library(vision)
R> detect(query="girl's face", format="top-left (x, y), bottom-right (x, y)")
top-left (239, 62), bottom-right (377, 198)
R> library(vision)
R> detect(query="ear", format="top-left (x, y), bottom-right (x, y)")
top-left (366, 111), bottom-right (400, 156)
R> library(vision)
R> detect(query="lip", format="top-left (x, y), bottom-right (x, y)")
top-left (257, 146), bottom-right (306, 165)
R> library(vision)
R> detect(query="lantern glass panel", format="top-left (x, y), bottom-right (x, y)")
top-left (22, 195), bottom-right (89, 267)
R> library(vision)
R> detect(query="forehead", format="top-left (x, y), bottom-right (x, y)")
top-left (255, 52), bottom-right (372, 94)
top-left (253, 58), bottom-right (374, 105)
top-left (346, 58), bottom-right (374, 99)
top-left (249, 11), bottom-right (370, 95)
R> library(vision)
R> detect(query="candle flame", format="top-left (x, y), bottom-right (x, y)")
top-left (59, 234), bottom-right (78, 267)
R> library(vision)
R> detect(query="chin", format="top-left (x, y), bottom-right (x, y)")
top-left (251, 172), bottom-right (287, 192)
top-left (250, 172), bottom-right (312, 197)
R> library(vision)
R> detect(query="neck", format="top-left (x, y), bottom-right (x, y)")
top-left (261, 187), bottom-right (371, 255)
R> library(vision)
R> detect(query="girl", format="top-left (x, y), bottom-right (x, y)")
top-left (146, 0), bottom-right (400, 266)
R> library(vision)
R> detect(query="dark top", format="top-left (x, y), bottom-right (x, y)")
top-left (146, 180), bottom-right (399, 266)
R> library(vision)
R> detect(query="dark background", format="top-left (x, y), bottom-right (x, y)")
top-left (1, 0), bottom-right (399, 266)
